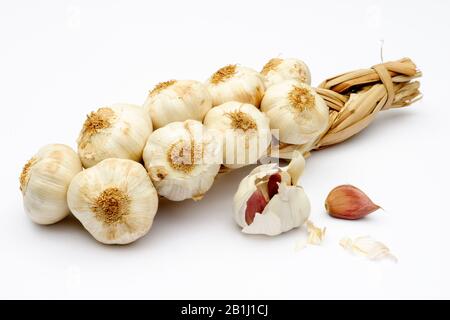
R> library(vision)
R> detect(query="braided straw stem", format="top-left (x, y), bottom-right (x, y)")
top-left (276, 58), bottom-right (422, 158)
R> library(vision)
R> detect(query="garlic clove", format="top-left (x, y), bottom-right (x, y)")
top-left (267, 173), bottom-right (281, 199)
top-left (261, 80), bottom-right (329, 146)
top-left (261, 57), bottom-right (311, 88)
top-left (234, 153), bottom-right (310, 236)
top-left (244, 190), bottom-right (268, 225)
top-left (203, 101), bottom-right (272, 169)
top-left (143, 80), bottom-right (212, 129)
top-left (143, 120), bottom-right (222, 201)
top-left (206, 65), bottom-right (265, 107)
top-left (77, 103), bottom-right (152, 168)
top-left (242, 183), bottom-right (310, 236)
top-left (67, 158), bottom-right (158, 245)
top-left (325, 185), bottom-right (380, 220)
top-left (20, 144), bottom-right (83, 225)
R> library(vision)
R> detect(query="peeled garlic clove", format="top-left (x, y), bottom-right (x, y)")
top-left (203, 101), bottom-right (272, 169)
top-left (67, 159), bottom-right (158, 244)
top-left (143, 80), bottom-right (212, 129)
top-left (206, 65), bottom-right (265, 107)
top-left (261, 80), bottom-right (329, 146)
top-left (77, 103), bottom-right (152, 168)
top-left (325, 185), bottom-right (380, 220)
top-left (143, 120), bottom-right (222, 201)
top-left (261, 58), bottom-right (311, 88)
top-left (233, 154), bottom-right (310, 236)
top-left (20, 144), bottom-right (82, 225)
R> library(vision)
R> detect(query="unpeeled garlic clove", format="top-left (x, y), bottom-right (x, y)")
top-left (325, 185), bottom-right (380, 220)
top-left (267, 173), bottom-right (281, 199)
top-left (245, 190), bottom-right (267, 225)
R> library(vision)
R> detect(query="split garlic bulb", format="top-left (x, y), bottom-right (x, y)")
top-left (143, 120), bottom-right (222, 201)
top-left (67, 159), bottom-right (158, 244)
top-left (143, 80), bottom-right (212, 129)
top-left (19, 144), bottom-right (82, 225)
top-left (203, 101), bottom-right (271, 169)
top-left (261, 80), bottom-right (329, 145)
top-left (233, 154), bottom-right (310, 236)
top-left (261, 58), bottom-right (311, 88)
top-left (77, 103), bottom-right (152, 168)
top-left (206, 65), bottom-right (265, 107)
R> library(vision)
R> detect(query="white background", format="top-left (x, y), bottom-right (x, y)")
top-left (1, 0), bottom-right (449, 299)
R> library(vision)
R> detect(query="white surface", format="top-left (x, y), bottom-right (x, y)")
top-left (1, 0), bottom-right (449, 299)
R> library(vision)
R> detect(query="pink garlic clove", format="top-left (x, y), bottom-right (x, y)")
top-left (245, 190), bottom-right (268, 225)
top-left (267, 173), bottom-right (281, 199)
top-left (325, 185), bottom-right (380, 220)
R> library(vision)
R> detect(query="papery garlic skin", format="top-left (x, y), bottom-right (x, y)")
top-left (261, 58), bottom-right (311, 88)
top-left (261, 80), bottom-right (329, 145)
top-left (67, 159), bottom-right (158, 245)
top-left (340, 236), bottom-right (397, 262)
top-left (77, 103), bottom-right (152, 168)
top-left (203, 101), bottom-right (271, 169)
top-left (233, 154), bottom-right (310, 236)
top-left (143, 80), bottom-right (212, 129)
top-left (206, 65), bottom-right (265, 107)
top-left (143, 120), bottom-right (222, 201)
top-left (20, 144), bottom-right (82, 225)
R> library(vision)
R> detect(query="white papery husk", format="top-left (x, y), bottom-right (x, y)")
top-left (143, 80), bottom-right (212, 129)
top-left (340, 236), bottom-right (397, 262)
top-left (233, 154), bottom-right (310, 236)
top-left (306, 221), bottom-right (326, 245)
top-left (143, 120), bottom-right (222, 201)
top-left (203, 101), bottom-right (271, 169)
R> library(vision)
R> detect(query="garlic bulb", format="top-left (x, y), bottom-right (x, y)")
top-left (143, 80), bottom-right (212, 129)
top-left (261, 80), bottom-right (329, 145)
top-left (206, 64), bottom-right (265, 107)
top-left (19, 144), bottom-right (82, 225)
top-left (77, 103), bottom-right (152, 168)
top-left (233, 153), bottom-right (310, 236)
top-left (67, 158), bottom-right (158, 244)
top-left (261, 58), bottom-right (311, 88)
top-left (143, 120), bottom-right (222, 201)
top-left (203, 101), bottom-right (271, 169)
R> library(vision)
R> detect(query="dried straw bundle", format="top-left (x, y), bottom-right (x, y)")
top-left (276, 58), bottom-right (422, 159)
